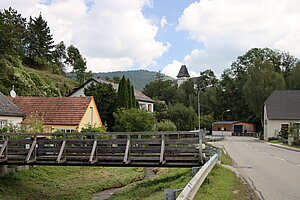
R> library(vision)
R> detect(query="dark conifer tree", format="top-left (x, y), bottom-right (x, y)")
top-left (0, 7), bottom-right (27, 56)
top-left (117, 76), bottom-right (128, 108)
top-left (127, 78), bottom-right (132, 108)
top-left (26, 13), bottom-right (54, 60)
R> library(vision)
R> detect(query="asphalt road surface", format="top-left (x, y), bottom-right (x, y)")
top-left (218, 137), bottom-right (300, 200)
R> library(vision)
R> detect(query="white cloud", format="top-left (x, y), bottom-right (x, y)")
top-left (1, 0), bottom-right (169, 72)
top-left (177, 0), bottom-right (300, 75)
top-left (160, 16), bottom-right (167, 28)
top-left (162, 60), bottom-right (198, 78)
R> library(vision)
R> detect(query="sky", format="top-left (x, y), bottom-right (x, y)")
top-left (1, 0), bottom-right (300, 78)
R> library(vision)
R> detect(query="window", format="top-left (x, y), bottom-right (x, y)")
top-left (57, 129), bottom-right (75, 133)
top-left (90, 107), bottom-right (93, 125)
top-left (0, 120), bottom-right (7, 128)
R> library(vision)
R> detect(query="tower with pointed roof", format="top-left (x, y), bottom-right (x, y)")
top-left (175, 65), bottom-right (191, 86)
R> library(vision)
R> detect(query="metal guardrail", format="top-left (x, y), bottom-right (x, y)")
top-left (176, 154), bottom-right (218, 200)
top-left (165, 146), bottom-right (220, 200)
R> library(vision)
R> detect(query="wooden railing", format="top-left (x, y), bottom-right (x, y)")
top-left (0, 131), bottom-right (211, 167)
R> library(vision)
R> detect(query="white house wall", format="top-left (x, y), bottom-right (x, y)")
top-left (69, 81), bottom-right (95, 97)
top-left (265, 119), bottom-right (300, 140)
top-left (0, 116), bottom-right (23, 127)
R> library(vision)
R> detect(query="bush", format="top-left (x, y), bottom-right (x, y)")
top-left (113, 108), bottom-right (156, 132)
top-left (81, 124), bottom-right (107, 133)
top-left (157, 121), bottom-right (177, 132)
top-left (168, 103), bottom-right (197, 131)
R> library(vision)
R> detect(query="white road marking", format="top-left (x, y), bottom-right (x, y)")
top-left (254, 148), bottom-right (259, 151)
top-left (274, 156), bottom-right (286, 162)
top-left (263, 152), bottom-right (269, 155)
top-left (296, 165), bottom-right (300, 168)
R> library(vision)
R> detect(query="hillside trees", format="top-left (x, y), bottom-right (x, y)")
top-left (0, 7), bottom-right (27, 57)
top-left (26, 14), bottom-right (54, 61)
top-left (66, 45), bottom-right (92, 84)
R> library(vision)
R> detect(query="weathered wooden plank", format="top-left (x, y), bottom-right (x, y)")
top-left (56, 140), bottom-right (66, 163)
top-left (0, 131), bottom-right (196, 137)
top-left (160, 134), bottom-right (165, 164)
top-left (89, 140), bottom-right (98, 164)
top-left (25, 138), bottom-right (37, 163)
top-left (123, 135), bottom-right (131, 164)
top-left (0, 140), bottom-right (8, 162)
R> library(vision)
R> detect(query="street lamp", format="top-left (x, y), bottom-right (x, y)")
top-left (221, 109), bottom-right (230, 136)
top-left (195, 85), bottom-right (202, 164)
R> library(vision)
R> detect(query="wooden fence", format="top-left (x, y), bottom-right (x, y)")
top-left (0, 131), bottom-right (211, 167)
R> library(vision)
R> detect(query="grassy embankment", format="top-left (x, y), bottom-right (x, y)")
top-left (110, 148), bottom-right (257, 200)
top-left (0, 166), bottom-right (144, 200)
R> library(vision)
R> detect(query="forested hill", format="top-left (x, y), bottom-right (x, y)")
top-left (93, 70), bottom-right (173, 91)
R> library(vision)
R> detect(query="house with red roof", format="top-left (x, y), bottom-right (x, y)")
top-left (10, 96), bottom-right (102, 133)
top-left (0, 92), bottom-right (24, 129)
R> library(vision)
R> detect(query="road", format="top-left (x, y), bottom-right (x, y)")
top-left (217, 137), bottom-right (300, 200)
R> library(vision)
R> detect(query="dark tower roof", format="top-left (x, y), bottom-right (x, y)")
top-left (176, 65), bottom-right (190, 78)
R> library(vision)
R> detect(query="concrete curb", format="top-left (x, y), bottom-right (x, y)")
top-left (264, 142), bottom-right (300, 153)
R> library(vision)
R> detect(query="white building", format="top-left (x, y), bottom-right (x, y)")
top-left (69, 77), bottom-right (154, 112)
top-left (0, 92), bottom-right (24, 129)
top-left (263, 90), bottom-right (300, 140)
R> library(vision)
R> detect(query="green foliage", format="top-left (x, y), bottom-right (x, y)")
top-left (84, 82), bottom-right (117, 131)
top-left (168, 103), bottom-right (197, 131)
top-left (114, 109), bottom-right (156, 132)
top-left (50, 41), bottom-right (67, 74)
top-left (242, 59), bottom-right (286, 119)
top-left (0, 166), bottom-right (143, 200)
top-left (26, 14), bottom-right (54, 60)
top-left (81, 124), bottom-right (107, 133)
top-left (0, 7), bottom-right (27, 56)
top-left (201, 114), bottom-right (214, 131)
top-left (287, 63), bottom-right (300, 90)
top-left (20, 113), bottom-right (44, 133)
top-left (143, 80), bottom-right (182, 104)
top-left (157, 121), bottom-right (177, 131)
top-left (117, 76), bottom-right (128, 109)
top-left (116, 76), bottom-right (137, 109)
top-left (66, 45), bottom-right (89, 84)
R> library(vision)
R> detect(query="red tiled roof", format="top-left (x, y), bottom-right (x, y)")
top-left (10, 96), bottom-right (93, 125)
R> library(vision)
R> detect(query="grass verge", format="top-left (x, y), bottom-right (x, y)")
top-left (0, 166), bottom-right (144, 200)
top-left (111, 163), bottom-right (257, 200)
top-left (218, 148), bottom-right (234, 166)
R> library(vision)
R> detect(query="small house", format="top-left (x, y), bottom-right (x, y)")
top-left (10, 96), bottom-right (102, 133)
top-left (0, 92), bottom-right (24, 129)
top-left (263, 90), bottom-right (300, 140)
top-left (212, 121), bottom-right (256, 136)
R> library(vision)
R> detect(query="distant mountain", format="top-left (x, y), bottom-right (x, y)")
top-left (93, 70), bottom-right (173, 91)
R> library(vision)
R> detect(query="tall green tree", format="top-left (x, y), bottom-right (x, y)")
top-left (287, 63), bottom-right (300, 90)
top-left (127, 78), bottom-right (132, 108)
top-left (242, 59), bottom-right (286, 120)
top-left (0, 7), bottom-right (27, 56)
top-left (66, 45), bottom-right (91, 84)
top-left (26, 13), bottom-right (54, 60)
top-left (117, 76), bottom-right (128, 109)
top-left (51, 41), bottom-right (67, 74)
top-left (84, 82), bottom-right (117, 131)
